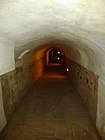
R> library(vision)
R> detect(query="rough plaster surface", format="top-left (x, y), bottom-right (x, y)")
top-left (0, 38), bottom-right (15, 76)
top-left (0, 0), bottom-right (105, 138)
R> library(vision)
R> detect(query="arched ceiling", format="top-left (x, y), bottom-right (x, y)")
top-left (1, 1), bottom-right (105, 98)
top-left (1, 0), bottom-right (105, 137)
top-left (0, 0), bottom-right (105, 74)
top-left (0, 0), bottom-right (105, 71)
top-left (0, 0), bottom-right (105, 52)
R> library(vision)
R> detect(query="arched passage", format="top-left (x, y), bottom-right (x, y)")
top-left (48, 48), bottom-right (64, 64)
top-left (0, 43), bottom-right (101, 140)
top-left (0, 0), bottom-right (105, 139)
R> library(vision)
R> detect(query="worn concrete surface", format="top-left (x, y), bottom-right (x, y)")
top-left (66, 58), bottom-right (98, 122)
top-left (0, 65), bottom-right (101, 140)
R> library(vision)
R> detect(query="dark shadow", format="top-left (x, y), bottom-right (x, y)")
top-left (44, 48), bottom-right (67, 78)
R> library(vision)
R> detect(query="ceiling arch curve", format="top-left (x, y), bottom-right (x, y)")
top-left (1, 0), bottom-right (105, 138)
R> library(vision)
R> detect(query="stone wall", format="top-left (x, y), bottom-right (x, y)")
top-left (0, 56), bottom-right (46, 120)
top-left (0, 79), bottom-right (6, 132)
top-left (66, 58), bottom-right (99, 123)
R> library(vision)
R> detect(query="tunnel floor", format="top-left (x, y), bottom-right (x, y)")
top-left (0, 65), bottom-right (101, 140)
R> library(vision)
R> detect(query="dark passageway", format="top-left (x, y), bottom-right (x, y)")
top-left (0, 65), bottom-right (101, 140)
top-left (49, 49), bottom-right (64, 64)
top-left (1, 0), bottom-right (105, 139)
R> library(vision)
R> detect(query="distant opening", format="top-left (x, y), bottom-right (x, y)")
top-left (49, 49), bottom-right (64, 64)
top-left (44, 47), bottom-right (66, 77)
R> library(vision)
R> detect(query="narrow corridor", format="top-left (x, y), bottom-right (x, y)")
top-left (0, 65), bottom-right (101, 140)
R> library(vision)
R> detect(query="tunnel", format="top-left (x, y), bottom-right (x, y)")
top-left (0, 0), bottom-right (105, 140)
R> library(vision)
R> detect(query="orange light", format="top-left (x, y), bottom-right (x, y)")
top-left (58, 57), bottom-right (60, 60)
top-left (58, 51), bottom-right (60, 54)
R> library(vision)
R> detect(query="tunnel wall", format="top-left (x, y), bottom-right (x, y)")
top-left (66, 58), bottom-right (98, 122)
top-left (33, 56), bottom-right (46, 80)
top-left (0, 63), bottom-right (35, 120)
top-left (33, 49), bottom-right (47, 79)
top-left (0, 79), bottom-right (6, 132)
top-left (0, 50), bottom-right (46, 121)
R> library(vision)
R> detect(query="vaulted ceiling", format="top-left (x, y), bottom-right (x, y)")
top-left (1, 0), bottom-right (105, 137)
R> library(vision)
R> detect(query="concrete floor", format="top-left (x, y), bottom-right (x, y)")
top-left (0, 65), bottom-right (101, 140)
